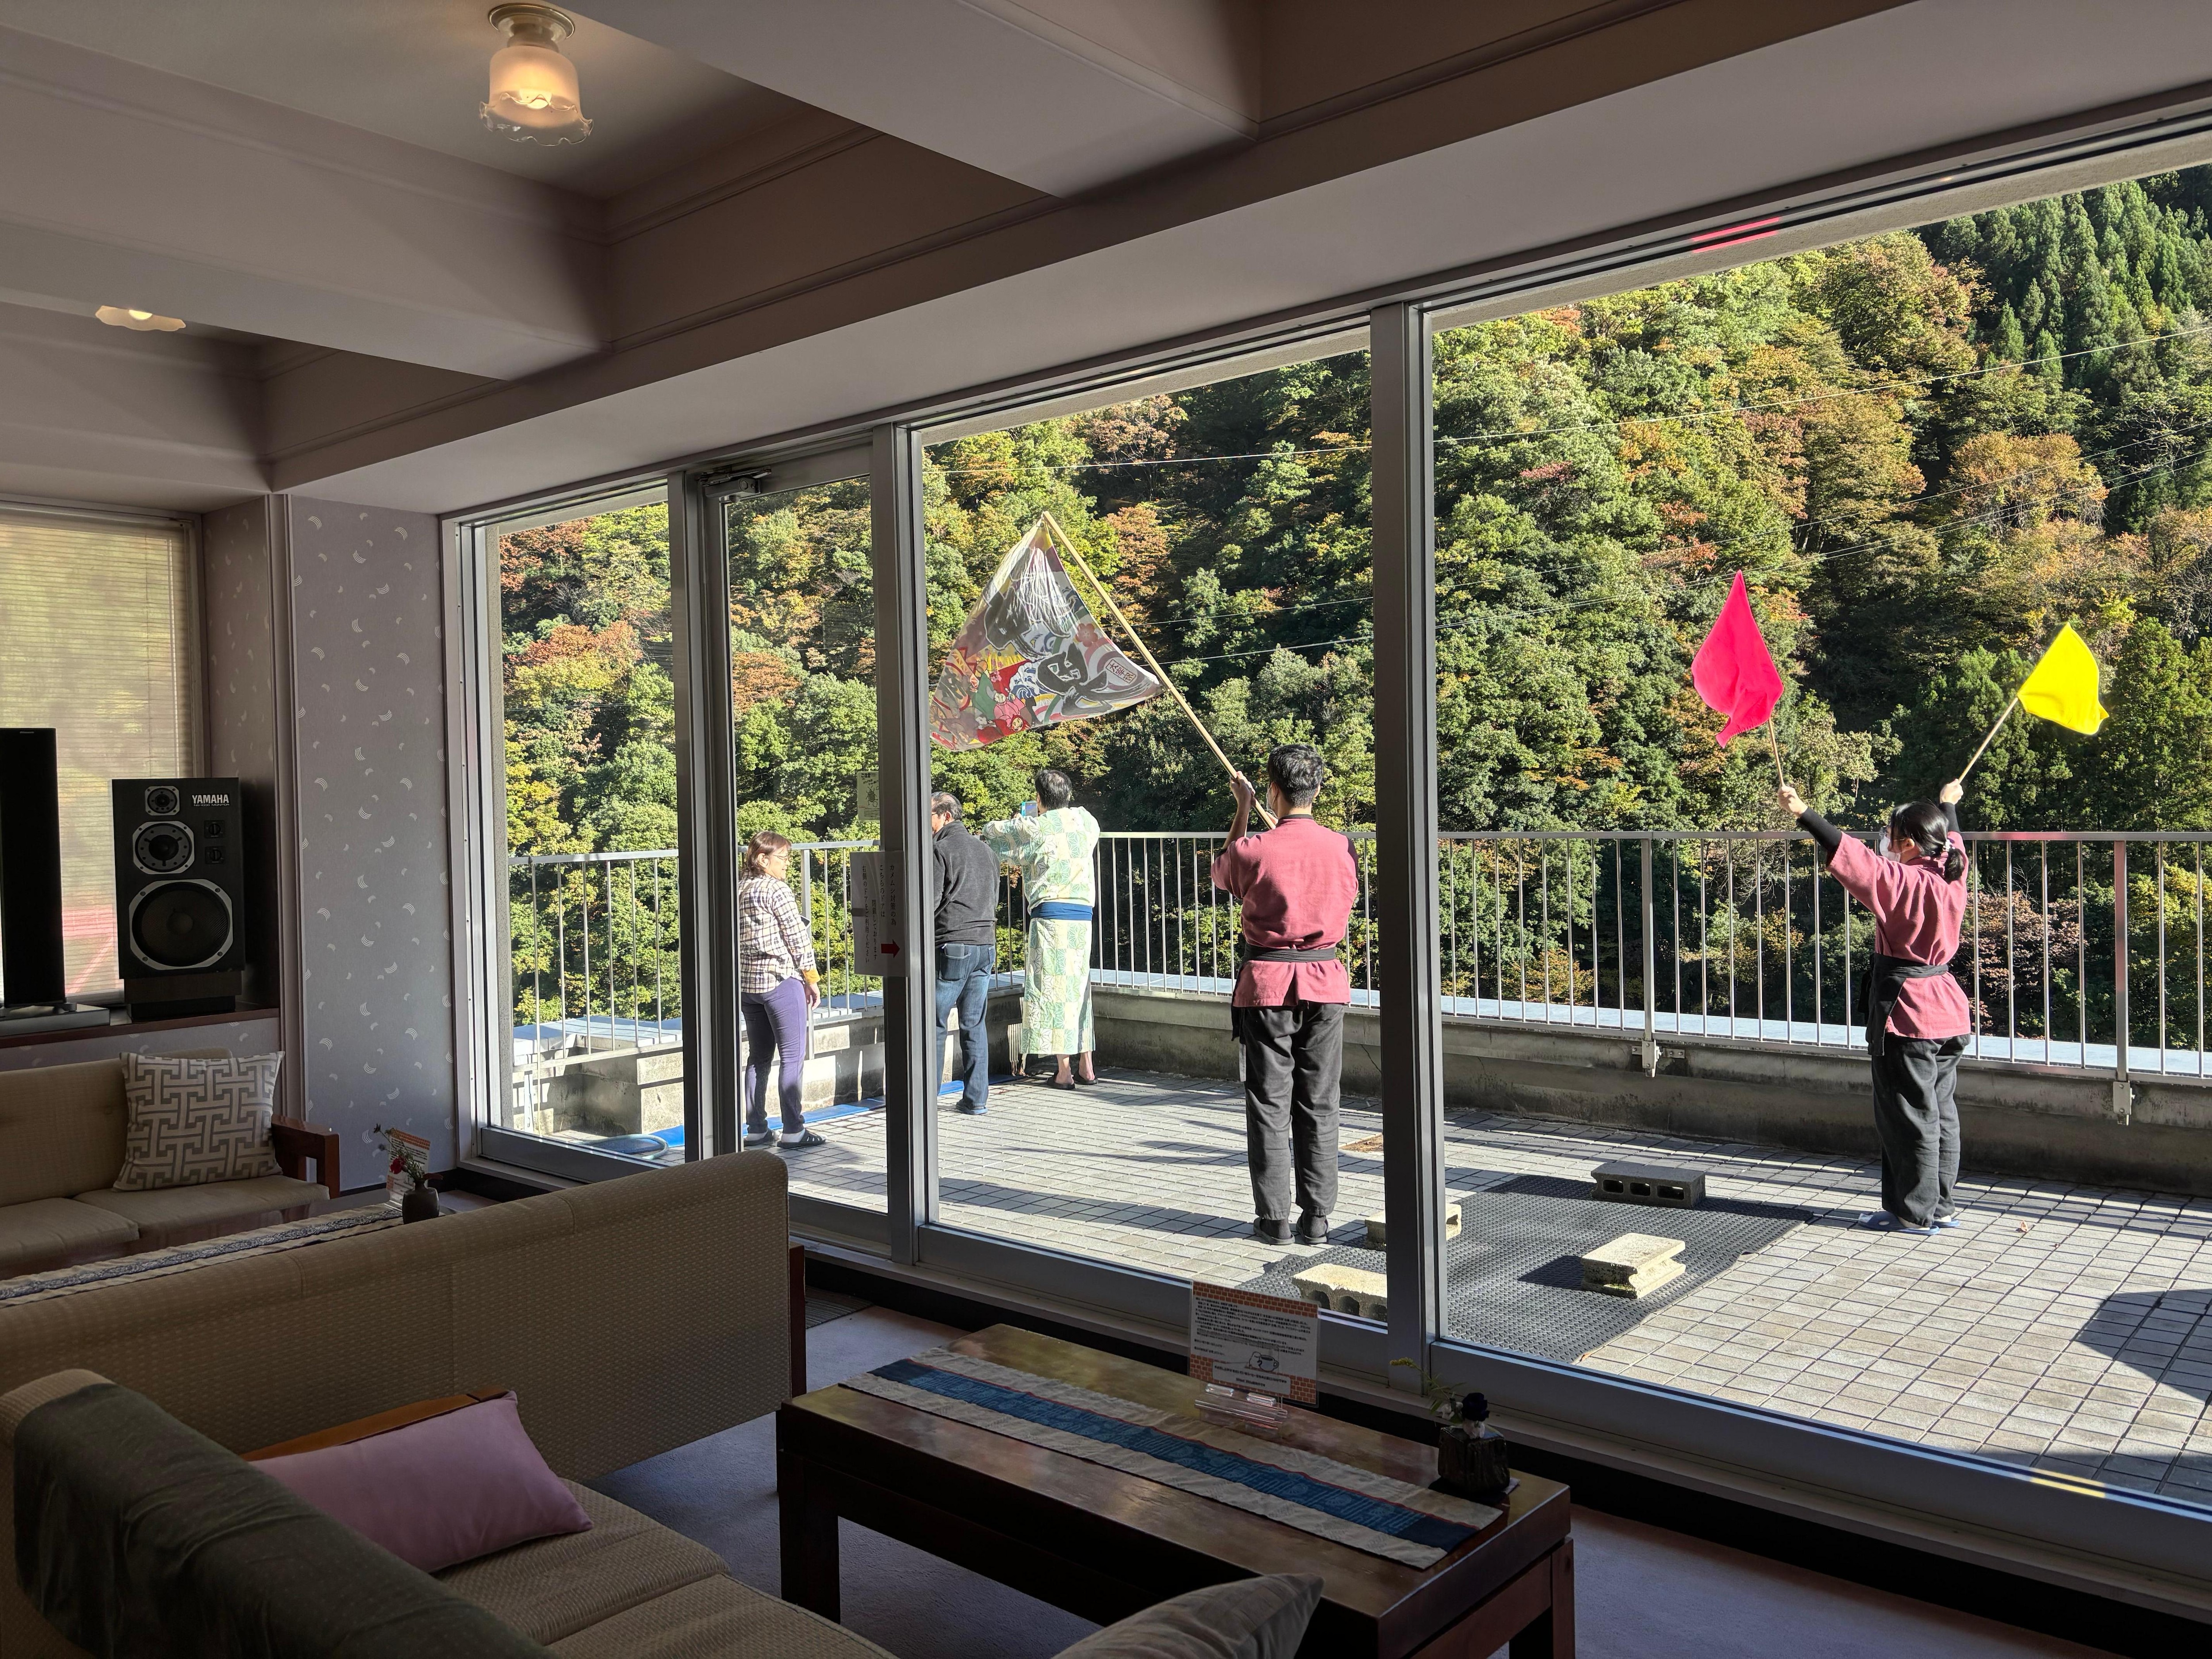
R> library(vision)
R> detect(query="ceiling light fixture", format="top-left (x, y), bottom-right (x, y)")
top-left (481, 4), bottom-right (591, 147)
top-left (95, 306), bottom-right (185, 332)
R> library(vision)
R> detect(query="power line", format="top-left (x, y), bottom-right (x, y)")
top-left (934, 319), bottom-right (2212, 483)
top-left (1141, 445), bottom-right (2200, 673)
top-left (1433, 318), bottom-right (2212, 452)
top-left (1121, 411), bottom-right (2212, 645)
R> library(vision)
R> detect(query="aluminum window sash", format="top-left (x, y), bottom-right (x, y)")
top-left (670, 468), bottom-right (736, 1159)
top-left (1370, 300), bottom-right (1446, 1383)
top-left (916, 1223), bottom-right (1390, 1377)
top-left (1417, 1333), bottom-right (2212, 1610)
top-left (440, 517), bottom-right (507, 1157)
top-left (875, 422), bottom-right (936, 1263)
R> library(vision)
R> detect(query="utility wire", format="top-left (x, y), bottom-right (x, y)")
top-left (1143, 444), bottom-right (2200, 672)
top-left (937, 320), bottom-right (2212, 481)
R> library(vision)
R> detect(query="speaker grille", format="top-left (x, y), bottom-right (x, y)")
top-left (129, 879), bottom-right (234, 972)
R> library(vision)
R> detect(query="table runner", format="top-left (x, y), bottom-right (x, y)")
top-left (843, 1347), bottom-right (1498, 1568)
top-left (0, 1208), bottom-right (399, 1306)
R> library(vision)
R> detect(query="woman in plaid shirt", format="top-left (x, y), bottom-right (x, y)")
top-left (739, 831), bottom-right (823, 1148)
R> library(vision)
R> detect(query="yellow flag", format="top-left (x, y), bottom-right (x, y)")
top-left (2017, 623), bottom-right (2107, 735)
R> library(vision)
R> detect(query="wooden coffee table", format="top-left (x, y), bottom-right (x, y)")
top-left (777, 1325), bottom-right (1572, 1657)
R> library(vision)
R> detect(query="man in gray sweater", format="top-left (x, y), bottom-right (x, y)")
top-left (930, 791), bottom-right (1001, 1114)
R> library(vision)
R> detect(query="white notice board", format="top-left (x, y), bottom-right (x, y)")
top-left (1189, 1282), bottom-right (1318, 1405)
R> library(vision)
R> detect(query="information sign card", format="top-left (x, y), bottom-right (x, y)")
top-left (1188, 1282), bottom-right (1318, 1405)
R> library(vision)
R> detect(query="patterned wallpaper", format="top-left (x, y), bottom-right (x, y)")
top-left (285, 496), bottom-right (457, 1170)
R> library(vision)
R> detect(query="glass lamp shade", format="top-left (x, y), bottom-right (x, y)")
top-left (95, 306), bottom-right (186, 332)
top-left (481, 6), bottom-right (590, 146)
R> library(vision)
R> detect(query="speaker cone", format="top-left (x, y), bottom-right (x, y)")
top-left (132, 820), bottom-right (193, 876)
top-left (128, 879), bottom-right (234, 971)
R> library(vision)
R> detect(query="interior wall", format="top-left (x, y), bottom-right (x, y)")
top-left (284, 495), bottom-right (457, 1173)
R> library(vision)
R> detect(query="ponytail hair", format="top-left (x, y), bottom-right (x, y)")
top-left (1889, 801), bottom-right (1965, 882)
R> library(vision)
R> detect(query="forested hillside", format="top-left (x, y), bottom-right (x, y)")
top-left (504, 173), bottom-right (2212, 853)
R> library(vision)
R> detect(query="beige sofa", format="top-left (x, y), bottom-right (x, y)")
top-left (0, 1150), bottom-right (891, 1657)
top-left (0, 1053), bottom-right (339, 1276)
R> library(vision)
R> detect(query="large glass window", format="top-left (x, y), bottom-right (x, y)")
top-left (495, 489), bottom-right (684, 1167)
top-left (722, 470), bottom-right (884, 1212)
top-left (917, 343), bottom-right (1384, 1305)
top-left (0, 506), bottom-right (197, 999)
top-left (1429, 173), bottom-right (2212, 1509)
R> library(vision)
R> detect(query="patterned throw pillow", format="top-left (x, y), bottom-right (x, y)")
top-left (111, 1052), bottom-right (285, 1191)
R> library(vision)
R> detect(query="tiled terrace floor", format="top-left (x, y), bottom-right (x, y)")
top-left (783, 1068), bottom-right (2212, 1507)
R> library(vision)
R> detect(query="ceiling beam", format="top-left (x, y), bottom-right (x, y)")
top-left (0, 26), bottom-right (605, 380)
top-left (578, 0), bottom-right (1258, 196)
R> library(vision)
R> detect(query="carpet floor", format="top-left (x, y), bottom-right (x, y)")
top-left (590, 1308), bottom-right (2115, 1659)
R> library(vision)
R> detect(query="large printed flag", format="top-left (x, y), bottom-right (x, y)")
top-left (1691, 571), bottom-right (1786, 745)
top-left (2016, 623), bottom-right (2108, 734)
top-left (929, 518), bottom-right (1161, 750)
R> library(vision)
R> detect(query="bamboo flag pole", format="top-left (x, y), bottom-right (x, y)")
top-left (1764, 719), bottom-right (1789, 793)
top-left (1957, 693), bottom-right (2020, 781)
top-left (1038, 511), bottom-right (1276, 829)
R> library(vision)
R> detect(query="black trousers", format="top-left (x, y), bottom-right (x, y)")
top-left (1869, 1034), bottom-right (1965, 1226)
top-left (1238, 1001), bottom-right (1344, 1222)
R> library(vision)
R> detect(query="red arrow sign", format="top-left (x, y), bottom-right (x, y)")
top-left (880, 941), bottom-right (900, 956)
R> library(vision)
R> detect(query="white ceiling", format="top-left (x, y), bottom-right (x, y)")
top-left (295, 0), bottom-right (2212, 514)
top-left (0, 0), bottom-right (799, 197)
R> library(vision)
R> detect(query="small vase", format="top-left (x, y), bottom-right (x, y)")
top-left (401, 1183), bottom-right (441, 1224)
top-left (1436, 1393), bottom-right (1512, 1502)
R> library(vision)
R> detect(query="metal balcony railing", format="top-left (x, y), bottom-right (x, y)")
top-left (506, 828), bottom-right (2212, 1094)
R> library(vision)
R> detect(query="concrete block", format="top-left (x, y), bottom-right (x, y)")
top-left (1290, 1264), bottom-right (1389, 1320)
top-left (1363, 1204), bottom-right (1460, 1247)
top-left (1582, 1232), bottom-right (1686, 1298)
top-left (1591, 1162), bottom-right (1706, 1207)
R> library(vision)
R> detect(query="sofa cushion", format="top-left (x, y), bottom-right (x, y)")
top-left (0, 1199), bottom-right (138, 1272)
top-left (440, 1484), bottom-right (728, 1645)
top-left (112, 1052), bottom-right (283, 1190)
top-left (1056, 1575), bottom-right (1323, 1659)
top-left (0, 1060), bottom-right (129, 1206)
top-left (256, 1392), bottom-right (592, 1573)
top-left (547, 1572), bottom-right (897, 1659)
top-left (76, 1173), bottom-right (324, 1233)
top-left (12, 1371), bottom-right (551, 1657)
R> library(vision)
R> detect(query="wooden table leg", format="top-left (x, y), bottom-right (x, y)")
top-left (1507, 1539), bottom-right (1574, 1659)
top-left (779, 1447), bottom-right (841, 1621)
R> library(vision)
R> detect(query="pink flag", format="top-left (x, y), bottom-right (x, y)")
top-left (1691, 572), bottom-right (1784, 745)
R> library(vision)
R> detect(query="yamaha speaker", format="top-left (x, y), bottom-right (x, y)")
top-left (114, 777), bottom-right (245, 1018)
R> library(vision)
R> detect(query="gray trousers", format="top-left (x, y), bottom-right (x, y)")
top-left (1238, 1002), bottom-right (1344, 1222)
top-left (1870, 1034), bottom-right (1965, 1226)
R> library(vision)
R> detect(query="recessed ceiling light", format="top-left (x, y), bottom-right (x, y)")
top-left (96, 306), bottom-right (185, 332)
top-left (481, 4), bottom-right (591, 148)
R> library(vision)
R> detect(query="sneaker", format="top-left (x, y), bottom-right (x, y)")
top-left (780, 1129), bottom-right (826, 1149)
top-left (954, 1101), bottom-right (989, 1116)
top-left (1932, 1208), bottom-right (1966, 1229)
top-left (742, 1127), bottom-right (780, 1149)
top-left (1253, 1218), bottom-right (1292, 1244)
top-left (1857, 1210), bottom-right (1934, 1235)
top-left (1294, 1212), bottom-right (1331, 1245)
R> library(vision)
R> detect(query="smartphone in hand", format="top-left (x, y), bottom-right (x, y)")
top-left (1021, 799), bottom-right (1038, 816)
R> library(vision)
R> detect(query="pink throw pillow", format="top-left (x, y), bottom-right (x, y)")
top-left (254, 1392), bottom-right (591, 1572)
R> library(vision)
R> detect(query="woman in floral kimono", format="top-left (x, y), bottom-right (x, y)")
top-left (980, 768), bottom-right (1100, 1089)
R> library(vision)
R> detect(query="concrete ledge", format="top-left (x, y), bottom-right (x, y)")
top-left (1090, 986), bottom-right (2212, 1198)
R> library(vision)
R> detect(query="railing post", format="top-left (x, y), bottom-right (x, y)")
top-left (2113, 839), bottom-right (2133, 1124)
top-left (1640, 836), bottom-right (1659, 1076)
top-left (1370, 300), bottom-right (1444, 1389)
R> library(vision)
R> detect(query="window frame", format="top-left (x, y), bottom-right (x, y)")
top-left (434, 96), bottom-right (2212, 1605)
